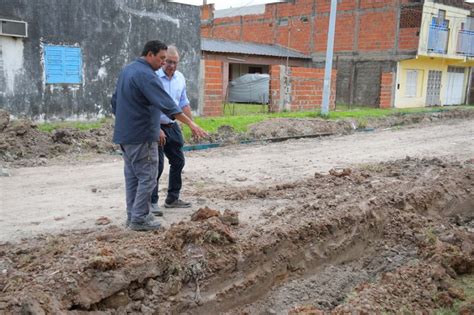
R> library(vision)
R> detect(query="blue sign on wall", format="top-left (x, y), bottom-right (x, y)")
top-left (44, 45), bottom-right (82, 84)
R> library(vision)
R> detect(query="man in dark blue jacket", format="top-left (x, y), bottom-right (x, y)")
top-left (112, 40), bottom-right (207, 231)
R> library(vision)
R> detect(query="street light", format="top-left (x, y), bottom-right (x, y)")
top-left (321, 0), bottom-right (338, 116)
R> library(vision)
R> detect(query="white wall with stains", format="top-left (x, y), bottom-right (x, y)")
top-left (0, 37), bottom-right (24, 95)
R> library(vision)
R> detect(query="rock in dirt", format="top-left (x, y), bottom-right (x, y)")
top-left (436, 291), bottom-right (454, 307)
top-left (95, 216), bottom-right (111, 225)
top-left (0, 168), bottom-right (10, 177)
top-left (220, 209), bottom-right (239, 226)
top-left (88, 251), bottom-right (121, 271)
top-left (52, 129), bottom-right (74, 145)
top-left (20, 298), bottom-right (46, 315)
top-left (447, 286), bottom-right (465, 300)
top-left (329, 168), bottom-right (352, 177)
top-left (191, 207), bottom-right (220, 221)
top-left (130, 288), bottom-right (145, 301)
top-left (207, 217), bottom-right (236, 243)
top-left (101, 291), bottom-right (130, 309)
top-left (459, 301), bottom-right (474, 315)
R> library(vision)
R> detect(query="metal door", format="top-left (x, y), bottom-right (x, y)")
top-left (445, 67), bottom-right (465, 105)
top-left (426, 70), bottom-right (442, 106)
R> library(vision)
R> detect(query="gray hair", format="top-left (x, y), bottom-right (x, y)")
top-left (167, 45), bottom-right (180, 59)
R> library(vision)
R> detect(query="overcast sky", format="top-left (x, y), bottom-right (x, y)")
top-left (173, 0), bottom-right (474, 9)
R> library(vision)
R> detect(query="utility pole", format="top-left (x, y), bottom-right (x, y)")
top-left (321, 0), bottom-right (338, 116)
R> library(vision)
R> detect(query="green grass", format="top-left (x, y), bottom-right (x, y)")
top-left (37, 117), bottom-right (110, 132)
top-left (223, 103), bottom-right (269, 116)
top-left (35, 104), bottom-right (473, 141)
top-left (180, 104), bottom-right (473, 140)
top-left (434, 274), bottom-right (474, 315)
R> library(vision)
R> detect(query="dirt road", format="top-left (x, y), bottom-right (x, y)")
top-left (1, 119), bottom-right (473, 243)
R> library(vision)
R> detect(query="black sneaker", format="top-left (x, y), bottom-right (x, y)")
top-left (164, 199), bottom-right (192, 208)
top-left (129, 220), bottom-right (162, 231)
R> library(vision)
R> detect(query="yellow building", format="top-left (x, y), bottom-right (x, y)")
top-left (395, 0), bottom-right (474, 108)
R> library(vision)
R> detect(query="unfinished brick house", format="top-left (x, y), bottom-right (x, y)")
top-left (200, 0), bottom-right (474, 115)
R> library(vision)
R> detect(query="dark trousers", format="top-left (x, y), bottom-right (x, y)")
top-left (120, 142), bottom-right (158, 223)
top-left (151, 123), bottom-right (185, 204)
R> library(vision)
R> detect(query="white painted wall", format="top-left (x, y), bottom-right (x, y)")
top-left (0, 36), bottom-right (24, 95)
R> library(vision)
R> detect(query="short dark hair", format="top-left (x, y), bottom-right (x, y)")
top-left (141, 40), bottom-right (167, 56)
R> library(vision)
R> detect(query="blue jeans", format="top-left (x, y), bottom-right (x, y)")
top-left (151, 123), bottom-right (185, 205)
top-left (120, 142), bottom-right (158, 224)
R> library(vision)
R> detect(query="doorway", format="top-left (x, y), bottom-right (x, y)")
top-left (445, 67), bottom-right (465, 105)
top-left (426, 70), bottom-right (442, 106)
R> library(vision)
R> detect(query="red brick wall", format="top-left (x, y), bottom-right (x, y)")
top-left (379, 72), bottom-right (394, 109)
top-left (201, 4), bottom-right (214, 20)
top-left (269, 65), bottom-right (282, 112)
top-left (201, 25), bottom-right (211, 37)
top-left (398, 28), bottom-right (419, 50)
top-left (335, 15), bottom-right (356, 51)
top-left (201, 0), bottom-right (420, 55)
top-left (213, 24), bottom-right (241, 41)
top-left (203, 60), bottom-right (223, 116)
top-left (358, 11), bottom-right (396, 51)
top-left (242, 17), bottom-right (274, 44)
top-left (269, 66), bottom-right (337, 112)
top-left (360, 0), bottom-right (395, 9)
top-left (289, 67), bottom-right (336, 111)
top-left (202, 63), bottom-right (336, 114)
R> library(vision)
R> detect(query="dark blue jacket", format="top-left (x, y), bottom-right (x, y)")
top-left (112, 58), bottom-right (182, 144)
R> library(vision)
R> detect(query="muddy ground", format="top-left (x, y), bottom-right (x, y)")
top-left (0, 111), bottom-right (473, 314)
top-left (1, 108), bottom-right (473, 167)
top-left (1, 157), bottom-right (473, 314)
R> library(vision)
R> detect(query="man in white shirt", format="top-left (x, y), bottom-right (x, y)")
top-left (151, 45), bottom-right (194, 215)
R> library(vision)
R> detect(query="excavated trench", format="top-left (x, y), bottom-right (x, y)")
top-left (1, 158), bottom-right (473, 314)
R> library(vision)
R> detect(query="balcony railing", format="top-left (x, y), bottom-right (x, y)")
top-left (427, 25), bottom-right (449, 54)
top-left (457, 30), bottom-right (474, 57)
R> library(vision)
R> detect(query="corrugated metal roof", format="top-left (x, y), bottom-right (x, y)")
top-left (201, 38), bottom-right (311, 59)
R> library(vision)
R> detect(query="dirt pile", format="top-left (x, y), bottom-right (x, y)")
top-left (247, 118), bottom-right (354, 139)
top-left (204, 125), bottom-right (249, 145)
top-left (247, 108), bottom-right (474, 140)
top-left (0, 158), bottom-right (473, 313)
top-left (366, 107), bottom-right (474, 129)
top-left (0, 109), bottom-right (116, 167)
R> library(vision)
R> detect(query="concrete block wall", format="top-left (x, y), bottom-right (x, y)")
top-left (0, 0), bottom-right (201, 120)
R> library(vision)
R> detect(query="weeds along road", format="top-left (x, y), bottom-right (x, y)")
top-left (1, 119), bottom-right (473, 243)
